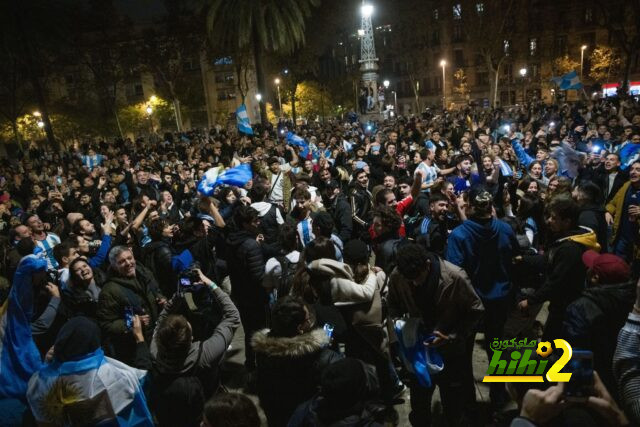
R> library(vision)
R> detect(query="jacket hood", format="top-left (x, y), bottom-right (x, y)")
top-left (251, 328), bottom-right (329, 357)
top-left (226, 229), bottom-right (255, 247)
top-left (583, 281), bottom-right (635, 312)
top-left (557, 226), bottom-right (601, 252)
top-left (460, 218), bottom-right (502, 240)
top-left (250, 201), bottom-right (273, 217)
top-left (308, 258), bottom-right (354, 280)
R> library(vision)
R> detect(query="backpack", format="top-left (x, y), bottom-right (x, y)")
top-left (275, 255), bottom-right (299, 300)
top-left (148, 343), bottom-right (205, 427)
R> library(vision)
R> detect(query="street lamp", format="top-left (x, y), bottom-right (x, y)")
top-left (37, 121), bottom-right (44, 128)
top-left (33, 111), bottom-right (41, 117)
top-left (145, 106), bottom-right (153, 115)
top-left (255, 93), bottom-right (262, 102)
top-left (149, 95), bottom-right (157, 103)
top-left (519, 68), bottom-right (527, 103)
top-left (391, 90), bottom-right (398, 114)
top-left (383, 80), bottom-right (390, 89)
top-left (580, 45), bottom-right (587, 80)
top-left (361, 3), bottom-right (374, 18)
top-left (440, 60), bottom-right (447, 109)
top-left (274, 78), bottom-right (282, 117)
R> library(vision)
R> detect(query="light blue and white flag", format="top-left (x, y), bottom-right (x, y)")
top-left (619, 143), bottom-right (640, 171)
top-left (197, 163), bottom-right (253, 196)
top-left (236, 105), bottom-right (253, 135)
top-left (551, 71), bottom-right (582, 90)
top-left (0, 254), bottom-right (46, 401)
top-left (286, 132), bottom-right (307, 148)
top-left (498, 158), bottom-right (514, 177)
top-left (342, 139), bottom-right (354, 152)
top-left (27, 348), bottom-right (153, 426)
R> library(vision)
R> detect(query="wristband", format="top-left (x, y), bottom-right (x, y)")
top-left (208, 281), bottom-right (218, 290)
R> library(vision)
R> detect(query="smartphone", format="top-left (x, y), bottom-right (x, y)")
top-left (323, 323), bottom-right (334, 339)
top-left (180, 278), bottom-right (192, 287)
top-left (564, 350), bottom-right (594, 401)
top-left (124, 306), bottom-right (134, 330)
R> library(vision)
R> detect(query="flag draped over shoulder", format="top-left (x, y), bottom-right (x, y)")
top-left (197, 163), bottom-right (253, 196)
top-left (27, 348), bottom-right (153, 426)
top-left (0, 254), bottom-right (46, 400)
top-left (236, 105), bottom-right (253, 135)
top-left (619, 143), bottom-right (640, 170)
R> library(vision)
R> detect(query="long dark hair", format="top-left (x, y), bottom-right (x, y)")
top-left (291, 237), bottom-right (336, 305)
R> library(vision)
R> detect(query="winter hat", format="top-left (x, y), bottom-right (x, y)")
top-left (54, 316), bottom-right (101, 362)
top-left (582, 250), bottom-right (631, 284)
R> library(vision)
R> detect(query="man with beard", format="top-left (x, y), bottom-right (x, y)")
top-left (447, 155), bottom-right (481, 195)
top-left (415, 192), bottom-right (454, 256)
top-left (226, 205), bottom-right (267, 373)
top-left (349, 168), bottom-right (373, 239)
top-left (321, 180), bottom-right (353, 243)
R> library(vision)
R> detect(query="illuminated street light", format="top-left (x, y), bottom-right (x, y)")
top-left (361, 4), bottom-right (374, 18)
top-left (440, 60), bottom-right (447, 109)
top-left (149, 95), bottom-right (157, 103)
top-left (383, 80), bottom-right (390, 88)
top-left (519, 68), bottom-right (527, 77)
top-left (255, 93), bottom-right (262, 102)
top-left (37, 121), bottom-right (44, 128)
top-left (33, 111), bottom-right (41, 117)
top-left (357, 29), bottom-right (365, 37)
top-left (146, 106), bottom-right (153, 115)
top-left (580, 45), bottom-right (588, 80)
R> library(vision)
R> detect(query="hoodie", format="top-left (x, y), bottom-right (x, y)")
top-left (446, 217), bottom-right (519, 300)
top-left (225, 229), bottom-right (266, 306)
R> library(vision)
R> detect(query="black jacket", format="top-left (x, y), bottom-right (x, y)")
top-left (350, 186), bottom-right (373, 232)
top-left (252, 328), bottom-right (342, 427)
top-left (578, 204), bottom-right (608, 253)
top-left (174, 232), bottom-right (218, 283)
top-left (226, 229), bottom-right (266, 307)
top-left (327, 194), bottom-right (353, 243)
top-left (142, 240), bottom-right (177, 298)
top-left (562, 281), bottom-right (635, 397)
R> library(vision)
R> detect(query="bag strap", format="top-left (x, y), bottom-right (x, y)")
top-left (267, 171), bottom-right (282, 199)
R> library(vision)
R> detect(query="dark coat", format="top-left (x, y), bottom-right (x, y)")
top-left (226, 229), bottom-right (266, 307)
top-left (252, 328), bottom-right (342, 427)
top-left (327, 194), bottom-right (353, 243)
top-left (141, 240), bottom-right (177, 298)
top-left (578, 204), bottom-right (608, 253)
top-left (96, 266), bottom-right (162, 365)
top-left (562, 281), bottom-right (635, 398)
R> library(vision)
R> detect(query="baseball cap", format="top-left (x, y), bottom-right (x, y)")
top-left (582, 250), bottom-right (631, 284)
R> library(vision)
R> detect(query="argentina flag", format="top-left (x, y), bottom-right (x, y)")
top-left (286, 131), bottom-right (307, 147)
top-left (197, 163), bottom-right (253, 196)
top-left (497, 158), bottom-right (514, 177)
top-left (556, 71), bottom-right (582, 90)
top-left (0, 255), bottom-right (46, 401)
top-left (619, 143), bottom-right (640, 170)
top-left (27, 346), bottom-right (153, 426)
top-left (236, 105), bottom-right (253, 135)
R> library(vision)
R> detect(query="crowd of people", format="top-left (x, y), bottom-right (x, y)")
top-left (1, 96), bottom-right (640, 426)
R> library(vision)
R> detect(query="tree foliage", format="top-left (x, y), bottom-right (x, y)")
top-left (282, 81), bottom-right (334, 121)
top-left (589, 46), bottom-right (622, 84)
top-left (453, 69), bottom-right (470, 100)
top-left (552, 56), bottom-right (580, 77)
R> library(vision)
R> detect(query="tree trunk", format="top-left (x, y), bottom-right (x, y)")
top-left (173, 98), bottom-right (183, 131)
top-left (252, 25), bottom-right (268, 126)
top-left (114, 108), bottom-right (124, 139)
top-left (621, 47), bottom-right (634, 95)
top-left (11, 119), bottom-right (23, 152)
top-left (291, 82), bottom-right (298, 125)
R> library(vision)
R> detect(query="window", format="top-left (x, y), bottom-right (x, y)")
top-left (554, 35), bottom-right (568, 56)
top-left (476, 71), bottom-right (489, 86)
top-left (433, 8), bottom-right (439, 20)
top-left (584, 7), bottom-right (593, 23)
top-left (529, 38), bottom-right (537, 56)
top-left (476, 2), bottom-right (484, 14)
top-left (453, 4), bottom-right (462, 19)
top-left (454, 49), bottom-right (464, 67)
top-left (453, 24), bottom-right (464, 42)
top-left (503, 39), bottom-right (511, 55)
top-left (432, 30), bottom-right (440, 45)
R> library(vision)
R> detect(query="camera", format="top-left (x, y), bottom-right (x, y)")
top-left (179, 262), bottom-right (202, 287)
top-left (46, 269), bottom-right (59, 284)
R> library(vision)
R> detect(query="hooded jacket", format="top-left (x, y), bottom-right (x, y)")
top-left (446, 217), bottom-right (519, 300)
top-left (252, 328), bottom-right (342, 427)
top-left (563, 280), bottom-right (634, 397)
top-left (226, 229), bottom-right (266, 307)
top-left (148, 288), bottom-right (240, 420)
top-left (528, 227), bottom-right (600, 337)
top-left (578, 203), bottom-right (608, 253)
top-left (326, 194), bottom-right (353, 243)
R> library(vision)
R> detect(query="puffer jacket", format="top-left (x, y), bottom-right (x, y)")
top-left (226, 229), bottom-right (266, 307)
top-left (252, 328), bottom-right (342, 427)
top-left (562, 280), bottom-right (634, 398)
top-left (97, 265), bottom-right (162, 364)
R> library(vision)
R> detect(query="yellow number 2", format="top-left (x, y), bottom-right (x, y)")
top-left (546, 339), bottom-right (573, 382)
